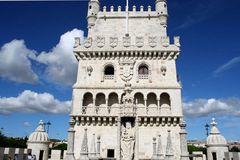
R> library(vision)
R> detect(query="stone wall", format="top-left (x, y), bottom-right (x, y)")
top-left (0, 148), bottom-right (67, 160)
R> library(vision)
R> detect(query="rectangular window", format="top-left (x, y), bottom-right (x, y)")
top-left (107, 149), bottom-right (115, 158)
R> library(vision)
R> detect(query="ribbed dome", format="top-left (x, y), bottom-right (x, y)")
top-left (206, 118), bottom-right (227, 146)
top-left (28, 120), bottom-right (49, 142)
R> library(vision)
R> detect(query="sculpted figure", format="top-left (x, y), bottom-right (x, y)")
top-left (121, 122), bottom-right (135, 160)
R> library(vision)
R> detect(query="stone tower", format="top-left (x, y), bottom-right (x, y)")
top-left (66, 0), bottom-right (189, 159)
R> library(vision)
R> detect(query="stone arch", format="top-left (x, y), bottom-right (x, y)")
top-left (134, 92), bottom-right (144, 105)
top-left (96, 93), bottom-right (106, 107)
top-left (104, 65), bottom-right (114, 75)
top-left (136, 61), bottom-right (152, 81)
top-left (83, 92), bottom-right (93, 106)
top-left (160, 92), bottom-right (171, 107)
top-left (102, 62), bottom-right (116, 81)
top-left (108, 92), bottom-right (119, 106)
top-left (120, 93), bottom-right (126, 104)
top-left (147, 93), bottom-right (157, 107)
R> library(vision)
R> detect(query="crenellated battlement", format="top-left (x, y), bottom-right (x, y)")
top-left (101, 5), bottom-right (158, 13)
top-left (74, 36), bottom-right (180, 60)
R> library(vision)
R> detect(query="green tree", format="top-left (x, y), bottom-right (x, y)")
top-left (188, 145), bottom-right (207, 154)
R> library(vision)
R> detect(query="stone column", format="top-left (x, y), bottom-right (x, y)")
top-left (65, 117), bottom-right (76, 160)
top-left (152, 137), bottom-right (157, 160)
top-left (117, 116), bottom-right (121, 160)
top-left (134, 117), bottom-right (139, 160)
top-left (144, 98), bottom-right (147, 114)
top-left (157, 98), bottom-right (160, 113)
top-left (80, 128), bottom-right (89, 160)
top-left (165, 130), bottom-right (174, 160)
top-left (96, 135), bottom-right (101, 158)
top-left (106, 98), bottom-right (108, 109)
top-left (179, 120), bottom-right (189, 160)
top-left (89, 134), bottom-right (97, 159)
top-left (156, 135), bottom-right (164, 160)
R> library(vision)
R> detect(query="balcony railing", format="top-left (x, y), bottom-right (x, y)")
top-left (104, 75), bottom-right (114, 80)
top-left (138, 74), bottom-right (149, 79)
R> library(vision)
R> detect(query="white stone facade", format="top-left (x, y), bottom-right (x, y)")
top-left (66, 0), bottom-right (189, 160)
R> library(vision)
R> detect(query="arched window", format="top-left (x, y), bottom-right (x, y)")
top-left (160, 93), bottom-right (171, 107)
top-left (138, 64), bottom-right (149, 79)
top-left (96, 93), bottom-right (106, 107)
top-left (83, 93), bottom-right (93, 107)
top-left (134, 93), bottom-right (144, 106)
top-left (104, 65), bottom-right (114, 80)
top-left (108, 93), bottom-right (119, 106)
top-left (147, 93), bottom-right (157, 107)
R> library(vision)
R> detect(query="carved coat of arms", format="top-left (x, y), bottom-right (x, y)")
top-left (110, 37), bottom-right (118, 48)
top-left (96, 36), bottom-right (105, 48)
top-left (84, 37), bottom-right (92, 48)
top-left (123, 36), bottom-right (131, 47)
top-left (119, 60), bottom-right (135, 82)
top-left (136, 36), bottom-right (144, 48)
top-left (149, 36), bottom-right (157, 48)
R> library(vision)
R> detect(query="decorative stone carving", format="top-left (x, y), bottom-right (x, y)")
top-left (110, 37), bottom-right (118, 48)
top-left (121, 121), bottom-right (135, 160)
top-left (123, 36), bottom-right (131, 47)
top-left (162, 36), bottom-right (170, 47)
top-left (121, 83), bottom-right (136, 116)
top-left (80, 128), bottom-right (89, 159)
top-left (161, 65), bottom-right (167, 76)
top-left (82, 106), bottom-right (87, 114)
top-left (86, 66), bottom-right (93, 76)
top-left (96, 36), bottom-right (105, 48)
top-left (119, 60), bottom-right (135, 82)
top-left (74, 37), bottom-right (81, 48)
top-left (149, 36), bottom-right (157, 48)
top-left (84, 37), bottom-right (92, 48)
top-left (136, 36), bottom-right (144, 48)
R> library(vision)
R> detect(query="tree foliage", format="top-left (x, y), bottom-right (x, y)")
top-left (52, 143), bottom-right (67, 150)
top-left (0, 131), bottom-right (27, 148)
top-left (188, 145), bottom-right (207, 154)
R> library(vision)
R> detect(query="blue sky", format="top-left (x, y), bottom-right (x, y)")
top-left (0, 0), bottom-right (240, 141)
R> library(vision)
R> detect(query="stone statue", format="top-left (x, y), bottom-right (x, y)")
top-left (121, 122), bottom-right (135, 160)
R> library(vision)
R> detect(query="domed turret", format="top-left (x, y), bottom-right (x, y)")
top-left (27, 120), bottom-right (50, 160)
top-left (87, 0), bottom-right (100, 28)
top-left (28, 120), bottom-right (49, 142)
top-left (206, 118), bottom-right (229, 160)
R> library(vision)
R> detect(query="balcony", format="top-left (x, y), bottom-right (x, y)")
top-left (138, 74), bottom-right (149, 79)
top-left (104, 75), bottom-right (114, 80)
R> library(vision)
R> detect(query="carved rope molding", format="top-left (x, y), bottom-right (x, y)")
top-left (75, 51), bottom-right (180, 61)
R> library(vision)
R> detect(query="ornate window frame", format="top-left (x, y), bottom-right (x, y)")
top-left (136, 61), bottom-right (152, 83)
top-left (101, 63), bottom-right (116, 82)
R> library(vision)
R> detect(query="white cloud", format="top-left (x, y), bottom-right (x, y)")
top-left (0, 29), bottom-right (84, 86)
top-left (23, 122), bottom-right (31, 127)
top-left (213, 56), bottom-right (240, 76)
top-left (36, 29), bottom-right (84, 86)
top-left (183, 97), bottom-right (240, 117)
top-left (0, 40), bottom-right (38, 84)
top-left (0, 90), bottom-right (71, 115)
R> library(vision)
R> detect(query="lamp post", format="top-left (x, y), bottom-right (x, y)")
top-left (205, 123), bottom-right (209, 137)
top-left (46, 121), bottom-right (51, 134)
top-left (44, 121), bottom-right (51, 134)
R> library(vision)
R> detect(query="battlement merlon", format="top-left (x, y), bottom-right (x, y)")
top-left (73, 36), bottom-right (180, 61)
top-left (87, 0), bottom-right (169, 36)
